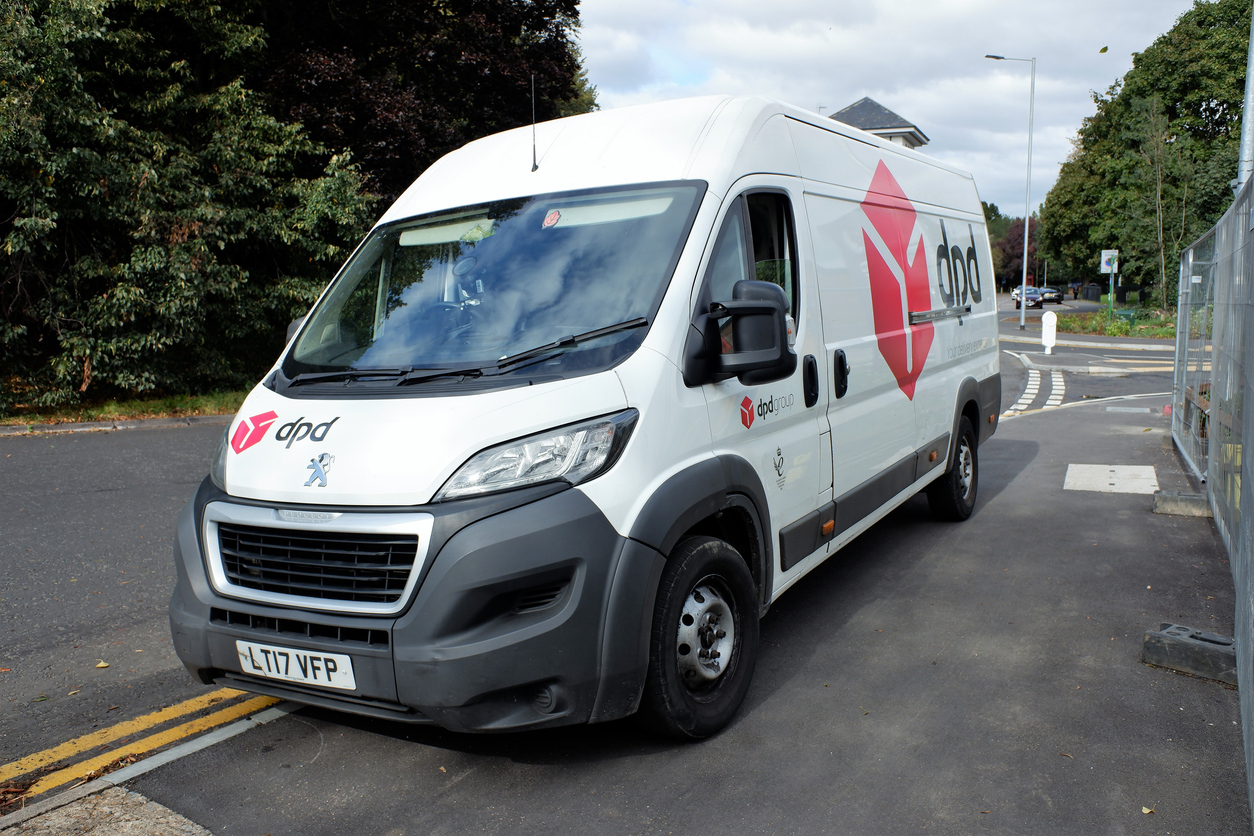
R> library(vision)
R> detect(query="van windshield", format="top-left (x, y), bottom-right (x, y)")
top-left (282, 182), bottom-right (704, 386)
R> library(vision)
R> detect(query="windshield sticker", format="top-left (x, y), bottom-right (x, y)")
top-left (543, 210), bottom-right (561, 229)
top-left (275, 417), bottom-right (339, 448)
top-left (231, 411), bottom-right (278, 454)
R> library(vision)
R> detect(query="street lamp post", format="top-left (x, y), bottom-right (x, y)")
top-left (986, 54), bottom-right (1036, 331)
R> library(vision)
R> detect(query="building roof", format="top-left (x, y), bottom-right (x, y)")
top-left (830, 97), bottom-right (929, 147)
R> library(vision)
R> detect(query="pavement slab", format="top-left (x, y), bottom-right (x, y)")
top-left (2, 787), bottom-right (209, 836)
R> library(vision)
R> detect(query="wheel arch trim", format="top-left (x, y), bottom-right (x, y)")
top-left (627, 455), bottom-right (773, 613)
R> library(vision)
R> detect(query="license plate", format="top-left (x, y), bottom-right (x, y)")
top-left (235, 640), bottom-right (357, 691)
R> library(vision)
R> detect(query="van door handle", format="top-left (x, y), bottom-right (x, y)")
top-left (803, 355), bottom-right (819, 408)
top-left (833, 350), bottom-right (850, 399)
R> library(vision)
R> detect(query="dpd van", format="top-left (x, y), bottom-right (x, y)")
top-left (170, 96), bottom-right (1000, 738)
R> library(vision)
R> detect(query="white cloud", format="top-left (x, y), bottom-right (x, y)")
top-left (577, 0), bottom-right (1198, 215)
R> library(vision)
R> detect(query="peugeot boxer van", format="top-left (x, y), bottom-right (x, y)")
top-left (170, 96), bottom-right (1000, 738)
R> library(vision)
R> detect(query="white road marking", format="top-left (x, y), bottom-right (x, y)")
top-left (1007, 369), bottom-right (1040, 413)
top-left (1000, 391), bottom-right (1170, 422)
top-left (1045, 371), bottom-right (1064, 407)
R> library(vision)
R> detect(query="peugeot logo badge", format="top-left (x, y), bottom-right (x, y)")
top-left (304, 453), bottom-right (334, 487)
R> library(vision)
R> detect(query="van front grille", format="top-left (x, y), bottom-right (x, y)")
top-left (210, 608), bottom-right (389, 647)
top-left (217, 523), bottom-right (418, 604)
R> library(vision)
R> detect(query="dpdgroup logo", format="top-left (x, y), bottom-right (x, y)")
top-left (740, 393), bottom-right (795, 429)
top-left (231, 411), bottom-right (277, 454)
top-left (740, 396), bottom-right (755, 429)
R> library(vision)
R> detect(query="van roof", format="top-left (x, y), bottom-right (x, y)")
top-left (379, 95), bottom-right (978, 226)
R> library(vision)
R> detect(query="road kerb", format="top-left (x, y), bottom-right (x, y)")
top-left (0, 703), bottom-right (294, 833)
top-left (0, 688), bottom-right (247, 783)
top-left (22, 695), bottom-right (280, 798)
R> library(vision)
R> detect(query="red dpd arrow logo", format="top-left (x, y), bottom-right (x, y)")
top-left (740, 396), bottom-right (755, 429)
top-left (861, 162), bottom-right (934, 400)
top-left (231, 411), bottom-right (278, 454)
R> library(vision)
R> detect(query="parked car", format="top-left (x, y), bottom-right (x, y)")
top-left (1012, 286), bottom-right (1043, 309)
top-left (1038, 286), bottom-right (1064, 304)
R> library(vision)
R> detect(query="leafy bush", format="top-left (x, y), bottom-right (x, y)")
top-left (1106, 316), bottom-right (1132, 337)
top-left (1055, 308), bottom-right (1175, 338)
top-left (0, 0), bottom-right (590, 415)
top-left (0, 0), bottom-right (376, 412)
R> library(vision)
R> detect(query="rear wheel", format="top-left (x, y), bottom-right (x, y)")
top-left (636, 536), bottom-right (759, 739)
top-left (927, 417), bottom-right (978, 521)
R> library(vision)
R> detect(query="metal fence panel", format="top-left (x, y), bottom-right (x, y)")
top-left (1174, 230), bottom-right (1215, 482)
top-left (1175, 179), bottom-right (1254, 832)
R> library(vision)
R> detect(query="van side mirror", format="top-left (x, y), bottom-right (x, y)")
top-left (682, 280), bottom-right (797, 386)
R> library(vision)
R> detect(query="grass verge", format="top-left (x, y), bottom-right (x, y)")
top-left (0, 391), bottom-right (246, 427)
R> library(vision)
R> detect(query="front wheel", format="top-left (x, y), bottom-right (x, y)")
top-left (926, 416), bottom-right (978, 521)
top-left (636, 537), bottom-right (759, 739)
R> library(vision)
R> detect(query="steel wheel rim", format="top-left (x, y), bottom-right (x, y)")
top-left (676, 579), bottom-right (735, 687)
top-left (957, 442), bottom-right (974, 501)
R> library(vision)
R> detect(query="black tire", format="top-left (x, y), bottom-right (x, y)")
top-left (635, 536), bottom-right (759, 739)
top-left (926, 416), bottom-right (978, 521)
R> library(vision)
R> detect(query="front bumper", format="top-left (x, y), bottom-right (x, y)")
top-left (170, 479), bottom-right (665, 732)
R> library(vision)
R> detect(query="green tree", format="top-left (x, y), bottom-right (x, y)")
top-left (993, 216), bottom-right (1038, 291)
top-left (558, 46), bottom-right (600, 118)
top-left (0, 0), bottom-right (375, 411)
top-left (982, 201), bottom-right (1014, 241)
top-left (256, 0), bottom-right (593, 203)
top-left (1125, 95), bottom-right (1197, 309)
top-left (1039, 0), bottom-right (1248, 307)
top-left (982, 202), bottom-right (1016, 284)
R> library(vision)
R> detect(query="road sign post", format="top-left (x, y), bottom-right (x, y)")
top-left (1101, 249), bottom-right (1119, 315)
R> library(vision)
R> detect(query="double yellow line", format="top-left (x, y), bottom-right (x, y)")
top-left (2, 688), bottom-right (278, 799)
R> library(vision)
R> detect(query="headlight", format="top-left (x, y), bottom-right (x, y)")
top-left (434, 410), bottom-right (638, 501)
top-left (209, 426), bottom-right (229, 491)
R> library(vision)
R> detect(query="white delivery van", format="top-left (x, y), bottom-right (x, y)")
top-left (170, 95), bottom-right (1000, 738)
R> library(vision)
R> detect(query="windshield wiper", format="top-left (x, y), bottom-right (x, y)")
top-left (495, 317), bottom-right (649, 370)
top-left (287, 368), bottom-right (412, 387)
top-left (397, 318), bottom-right (649, 386)
top-left (395, 365), bottom-right (486, 386)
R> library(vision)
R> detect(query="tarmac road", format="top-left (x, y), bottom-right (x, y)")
top-left (2, 329), bottom-right (1246, 834)
top-left (114, 392), bottom-right (1244, 836)
top-left (0, 424), bottom-right (227, 764)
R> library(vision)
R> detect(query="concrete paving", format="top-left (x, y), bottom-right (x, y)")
top-left (4, 393), bottom-right (1247, 835)
top-left (2, 787), bottom-right (209, 835)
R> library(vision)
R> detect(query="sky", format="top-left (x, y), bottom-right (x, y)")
top-left (577, 0), bottom-right (1203, 218)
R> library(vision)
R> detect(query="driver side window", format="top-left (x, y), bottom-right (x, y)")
top-left (706, 205), bottom-right (751, 304)
top-left (706, 192), bottom-right (799, 313)
top-left (703, 191), bottom-right (799, 352)
top-left (746, 193), bottom-right (797, 311)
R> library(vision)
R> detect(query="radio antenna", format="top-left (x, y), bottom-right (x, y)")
top-left (530, 74), bottom-right (539, 172)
